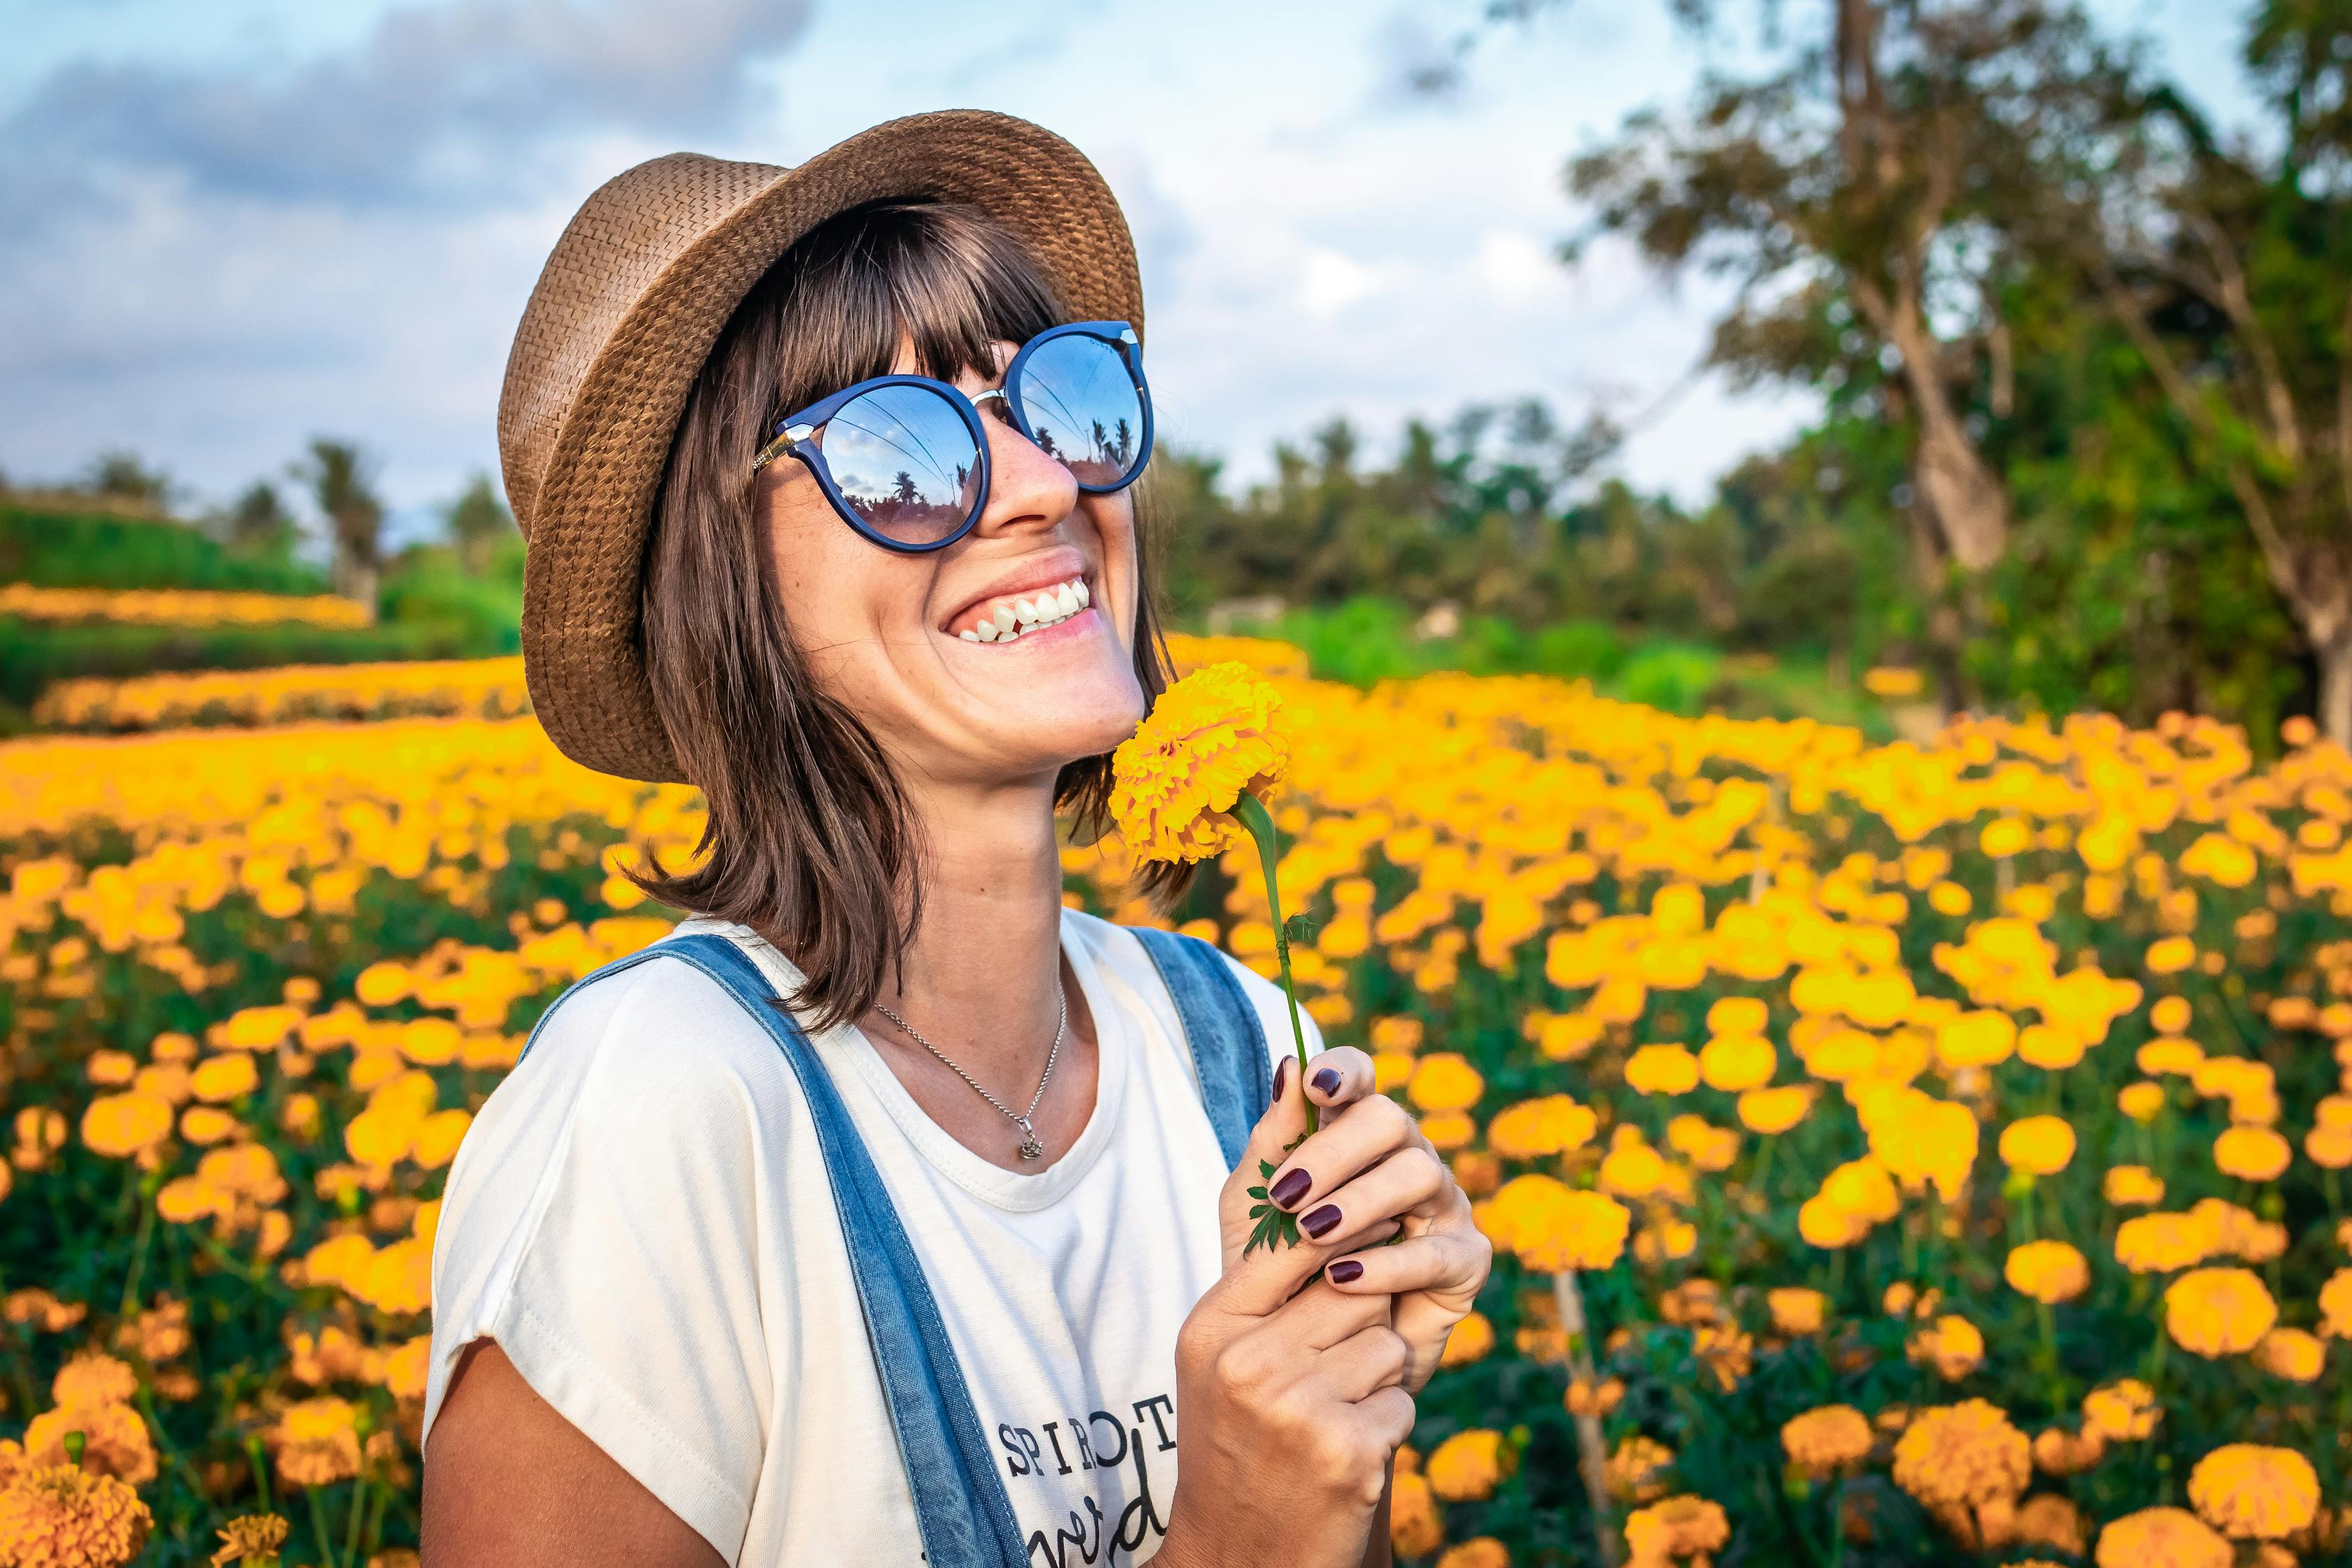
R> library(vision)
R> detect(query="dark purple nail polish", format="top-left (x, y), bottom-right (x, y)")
top-left (1302, 1203), bottom-right (1342, 1238)
top-left (1269, 1167), bottom-right (1312, 1208)
top-left (1312, 1066), bottom-right (1342, 1096)
top-left (1328, 1259), bottom-right (1364, 1284)
top-left (1273, 1056), bottom-right (1289, 1098)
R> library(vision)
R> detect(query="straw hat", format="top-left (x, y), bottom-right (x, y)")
top-left (499, 109), bottom-right (1144, 783)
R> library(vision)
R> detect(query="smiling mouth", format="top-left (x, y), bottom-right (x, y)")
top-left (950, 576), bottom-right (1093, 644)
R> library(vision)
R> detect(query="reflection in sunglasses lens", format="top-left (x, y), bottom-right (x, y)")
top-left (819, 384), bottom-right (983, 544)
top-left (1015, 336), bottom-right (1145, 489)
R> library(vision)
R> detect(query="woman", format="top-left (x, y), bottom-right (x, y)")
top-left (421, 110), bottom-right (1491, 1568)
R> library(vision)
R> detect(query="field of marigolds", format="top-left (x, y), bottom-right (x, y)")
top-left (0, 635), bottom-right (2348, 1567)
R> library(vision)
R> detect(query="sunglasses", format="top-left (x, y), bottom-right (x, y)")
top-left (750, 320), bottom-right (1154, 553)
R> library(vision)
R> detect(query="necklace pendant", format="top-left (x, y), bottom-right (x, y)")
top-left (1015, 1119), bottom-right (1044, 1161)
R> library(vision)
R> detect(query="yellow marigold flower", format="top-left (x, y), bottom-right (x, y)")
top-left (2308, 1119), bottom-right (2352, 1169)
top-left (1407, 1053), bottom-right (1484, 1114)
top-left (2115, 1213), bottom-right (2211, 1275)
top-left (1928, 880), bottom-right (1973, 917)
top-left (1781, 1405), bottom-right (1871, 1479)
top-left (1604, 1434), bottom-right (1674, 1502)
top-left (24, 1400), bottom-right (156, 1486)
top-left (1820, 1158), bottom-right (1898, 1222)
top-left (1388, 1470), bottom-right (1441, 1558)
top-left (1435, 1539), bottom-right (1508, 1568)
top-left (1890, 1400), bottom-right (2029, 1512)
top-left (1622, 1495), bottom-right (1728, 1563)
top-left (1706, 997), bottom-right (1768, 1034)
top-left (1935, 1009), bottom-right (2016, 1068)
top-left (1624, 1043), bottom-right (1700, 1096)
top-left (211, 1512), bottom-right (290, 1566)
top-left (2186, 1445), bottom-right (2319, 1541)
top-left (1519, 1188), bottom-right (1631, 1274)
top-left (1997, 1115), bottom-right (2075, 1176)
top-left (2212, 1125), bottom-right (2291, 1182)
top-left (77, 1093), bottom-right (173, 1159)
top-left (2250, 1327), bottom-right (2325, 1383)
top-left (270, 1396), bottom-right (362, 1488)
top-left (2145, 937), bottom-right (2197, 975)
top-left (1440, 1312), bottom-right (1495, 1369)
top-left (2015, 1494), bottom-right (2086, 1556)
top-left (1599, 1137), bottom-right (1671, 1200)
top-left (2319, 1267), bottom-right (2352, 1337)
top-left (2137, 1036), bottom-right (2205, 1076)
top-left (2094, 1506), bottom-right (2229, 1568)
top-left (1736, 1085), bottom-right (1809, 1135)
top-left (1863, 665), bottom-right (1924, 698)
top-left (1798, 1195), bottom-right (1867, 1249)
top-left (2118, 1081), bottom-right (2167, 1123)
top-left (2150, 994), bottom-right (2193, 1032)
top-left (0, 1462), bottom-right (152, 1568)
top-left (1109, 663), bottom-right (1288, 863)
top-left (1485, 1095), bottom-right (1595, 1160)
top-left (1665, 1115), bottom-right (1739, 1173)
top-left (1426, 1428), bottom-right (1511, 1502)
top-left (2164, 1268), bottom-right (2276, 1358)
top-left (1906, 1315), bottom-right (1985, 1381)
top-left (2104, 1165), bottom-right (2165, 1206)
top-left (2032, 1424), bottom-right (2106, 1476)
top-left (2004, 1240), bottom-right (2090, 1304)
top-left (2015, 1022), bottom-right (2084, 1069)
top-left (2082, 1378), bottom-right (2159, 1441)
top-left (1698, 1034), bottom-right (1775, 1092)
top-left (1766, 1287), bottom-right (1827, 1336)
top-left (188, 1054), bottom-right (259, 1105)
top-left (50, 1354), bottom-right (134, 1411)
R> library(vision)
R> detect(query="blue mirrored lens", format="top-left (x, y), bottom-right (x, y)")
top-left (817, 384), bottom-right (982, 544)
top-left (1015, 335), bottom-right (1145, 489)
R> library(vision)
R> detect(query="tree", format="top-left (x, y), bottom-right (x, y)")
top-left (217, 481), bottom-right (298, 560)
top-left (82, 449), bottom-right (174, 513)
top-left (2023, 0), bottom-right (2352, 742)
top-left (1566, 0), bottom-right (2135, 706)
top-left (444, 472), bottom-right (514, 576)
top-left (301, 438), bottom-right (384, 614)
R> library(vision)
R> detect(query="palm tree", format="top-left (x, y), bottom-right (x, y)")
top-left (445, 473), bottom-right (514, 576)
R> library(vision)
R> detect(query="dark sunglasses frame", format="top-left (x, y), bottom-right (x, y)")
top-left (749, 319), bottom-right (1155, 555)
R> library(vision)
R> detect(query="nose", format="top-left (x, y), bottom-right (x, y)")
top-left (969, 397), bottom-right (1079, 540)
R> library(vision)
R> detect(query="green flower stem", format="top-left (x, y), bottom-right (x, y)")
top-left (1230, 790), bottom-right (1316, 1136)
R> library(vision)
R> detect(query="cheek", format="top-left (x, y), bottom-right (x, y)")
top-left (762, 495), bottom-right (917, 691)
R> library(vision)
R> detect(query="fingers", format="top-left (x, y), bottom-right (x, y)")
top-left (1287, 1142), bottom-right (1447, 1251)
top-left (1320, 1228), bottom-right (1491, 1298)
top-left (1206, 1210), bottom-right (1400, 1319)
top-left (1262, 1092), bottom-right (1427, 1220)
top-left (1231, 1047), bottom-right (1314, 1192)
top-left (1301, 1046), bottom-right (1376, 1112)
top-left (1306, 1321), bottom-right (1411, 1404)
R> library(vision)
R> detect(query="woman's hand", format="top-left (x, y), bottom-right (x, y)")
top-left (1158, 1055), bottom-right (1422, 1568)
top-left (1250, 1047), bottom-right (1492, 1394)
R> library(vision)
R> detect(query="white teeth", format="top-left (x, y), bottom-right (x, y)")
top-left (1015, 597), bottom-right (1040, 625)
top-left (975, 620), bottom-right (999, 643)
top-left (958, 578), bottom-right (1089, 643)
top-left (1073, 579), bottom-right (1091, 608)
top-left (1054, 583), bottom-right (1080, 617)
top-left (992, 605), bottom-right (1015, 634)
top-left (960, 629), bottom-right (980, 642)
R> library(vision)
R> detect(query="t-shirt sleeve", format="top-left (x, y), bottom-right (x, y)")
top-left (1217, 951), bottom-right (1328, 1090)
top-left (425, 956), bottom-right (783, 1563)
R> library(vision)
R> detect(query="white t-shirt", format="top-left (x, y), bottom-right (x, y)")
top-left (425, 909), bottom-right (1318, 1567)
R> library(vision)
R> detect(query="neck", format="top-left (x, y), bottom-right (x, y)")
top-left (877, 774), bottom-right (1069, 1068)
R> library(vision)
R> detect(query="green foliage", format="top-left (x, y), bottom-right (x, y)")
top-left (0, 505), bottom-right (324, 594)
top-left (0, 620), bottom-right (502, 718)
top-left (378, 534), bottom-right (524, 656)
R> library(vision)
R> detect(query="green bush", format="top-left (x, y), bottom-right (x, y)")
top-left (0, 619), bottom-right (507, 719)
top-left (0, 505), bottom-right (325, 593)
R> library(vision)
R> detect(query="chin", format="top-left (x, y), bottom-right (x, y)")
top-left (953, 608), bottom-right (1144, 771)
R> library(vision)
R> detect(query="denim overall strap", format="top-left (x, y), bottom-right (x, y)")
top-left (524, 932), bottom-right (1027, 1568)
top-left (1131, 928), bottom-right (1273, 1171)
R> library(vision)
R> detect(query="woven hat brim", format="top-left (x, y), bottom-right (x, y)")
top-left (512, 111), bottom-right (1144, 783)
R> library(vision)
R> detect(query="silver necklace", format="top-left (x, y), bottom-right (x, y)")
top-left (873, 985), bottom-right (1066, 1161)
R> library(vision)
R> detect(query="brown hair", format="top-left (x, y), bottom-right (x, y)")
top-left (631, 199), bottom-right (1183, 1027)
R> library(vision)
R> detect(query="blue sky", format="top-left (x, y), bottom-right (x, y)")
top-left (0, 0), bottom-right (2256, 546)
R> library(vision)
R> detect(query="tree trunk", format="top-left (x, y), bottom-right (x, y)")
top-left (2321, 629), bottom-right (2352, 751)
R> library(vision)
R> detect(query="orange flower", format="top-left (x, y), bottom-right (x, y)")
top-left (1109, 663), bottom-right (1287, 863)
top-left (2004, 1240), bottom-right (2090, 1303)
top-left (0, 1462), bottom-right (152, 1568)
top-left (2164, 1268), bottom-right (2276, 1357)
top-left (1781, 1406), bottom-right (1871, 1479)
top-left (2094, 1507), bottom-right (2230, 1568)
top-left (2186, 1444), bottom-right (2319, 1540)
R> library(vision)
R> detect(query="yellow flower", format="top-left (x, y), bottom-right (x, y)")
top-left (2082, 1378), bottom-right (2159, 1441)
top-left (2103, 1165), bottom-right (2164, 1206)
top-left (1765, 1287), bottom-right (1826, 1336)
top-left (1435, 1539), bottom-right (1509, 1568)
top-left (49, 1355), bottom-right (134, 1411)
top-left (0, 1462), bottom-right (152, 1568)
top-left (2115, 1213), bottom-right (2212, 1274)
top-left (270, 1397), bottom-right (362, 1488)
top-left (1906, 1314), bottom-right (1985, 1381)
top-left (1599, 1138), bottom-right (1671, 1200)
top-left (2212, 1125), bottom-right (2291, 1182)
top-left (2032, 1424), bottom-right (2106, 1476)
top-left (1440, 1312), bottom-right (1495, 1368)
top-left (1426, 1429), bottom-right (1511, 1502)
top-left (2187, 1445), bottom-right (2319, 1540)
top-left (1997, 1116), bottom-right (2075, 1176)
top-left (1388, 1470), bottom-right (1441, 1558)
top-left (1697, 1034), bottom-right (1775, 1092)
top-left (1519, 1188), bottom-right (1631, 1274)
top-left (24, 1401), bottom-right (157, 1486)
top-left (2118, 1082), bottom-right (2167, 1123)
top-left (77, 1093), bottom-right (173, 1159)
top-left (1780, 1405), bottom-right (1871, 1479)
top-left (212, 1512), bottom-right (290, 1566)
top-left (2250, 1327), bottom-right (2324, 1382)
top-left (1622, 1495), bottom-right (1727, 1565)
top-left (1624, 1044), bottom-right (1700, 1096)
top-left (2319, 1267), bottom-right (2352, 1337)
top-left (2004, 1240), bottom-right (2089, 1303)
top-left (1108, 663), bottom-right (1288, 863)
top-left (1485, 1096), bottom-right (1597, 1160)
top-left (2093, 1507), bottom-right (2229, 1568)
top-left (1890, 1400), bottom-right (2029, 1512)
top-left (1604, 1434), bottom-right (1674, 1502)
top-left (1736, 1086), bottom-right (1809, 1135)
top-left (188, 1054), bottom-right (259, 1104)
top-left (1407, 1054), bottom-right (1485, 1114)
top-left (2164, 1268), bottom-right (2276, 1357)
